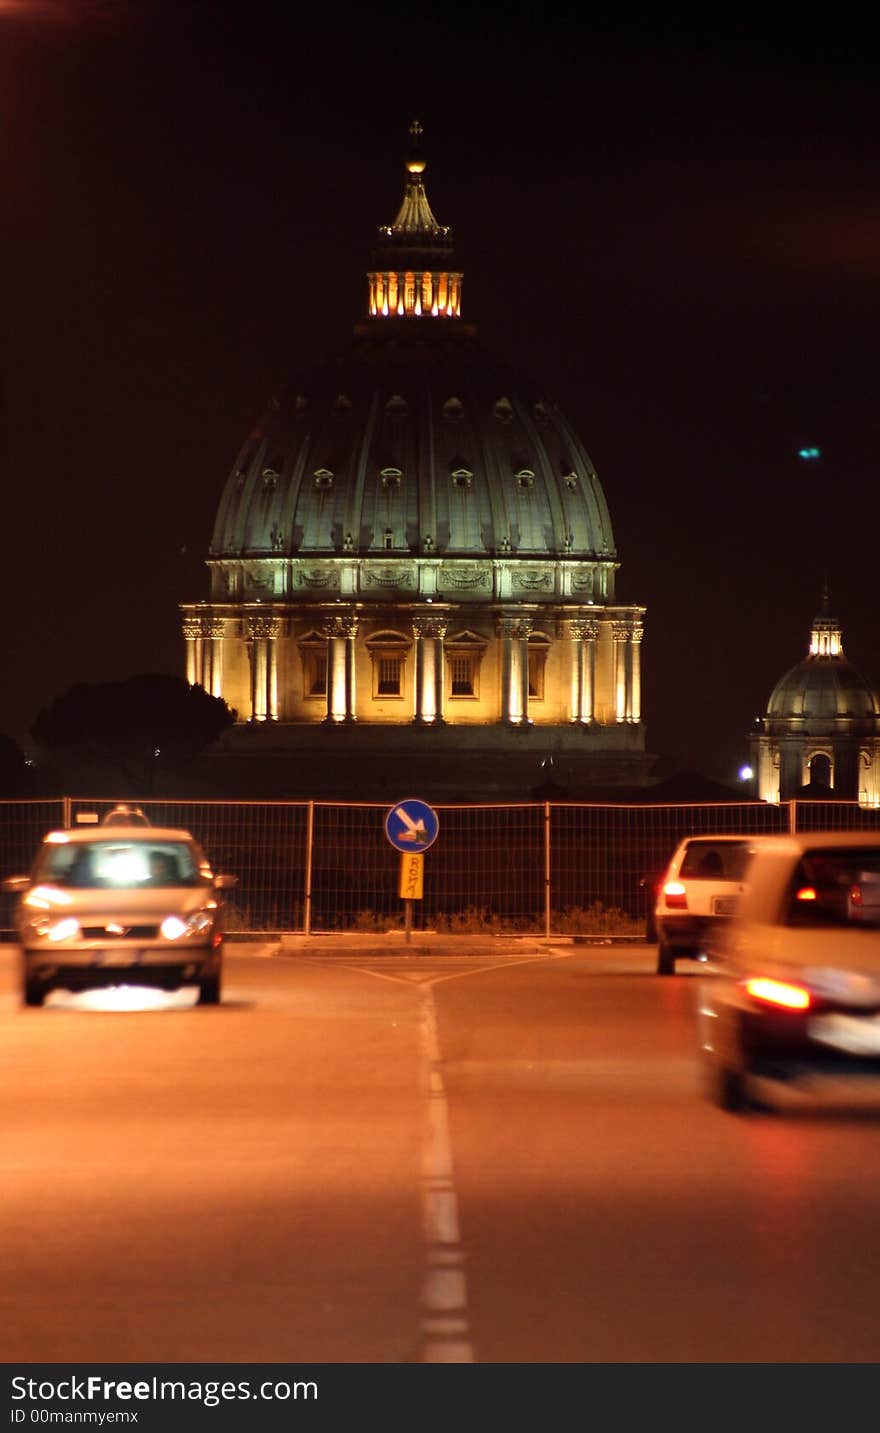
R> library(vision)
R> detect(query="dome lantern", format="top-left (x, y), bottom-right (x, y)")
top-left (367, 121), bottom-right (462, 320)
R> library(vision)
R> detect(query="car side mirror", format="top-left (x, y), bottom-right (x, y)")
top-left (213, 873), bottom-right (238, 891)
top-left (2, 875), bottom-right (30, 893)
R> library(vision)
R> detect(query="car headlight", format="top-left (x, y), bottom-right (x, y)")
top-left (26, 916), bottom-right (81, 942)
top-left (160, 908), bottom-right (216, 941)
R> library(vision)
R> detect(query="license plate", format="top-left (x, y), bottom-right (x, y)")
top-left (713, 896), bottom-right (738, 916)
top-left (809, 1012), bottom-right (880, 1055)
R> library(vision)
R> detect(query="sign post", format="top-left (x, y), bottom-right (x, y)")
top-left (384, 799), bottom-right (439, 944)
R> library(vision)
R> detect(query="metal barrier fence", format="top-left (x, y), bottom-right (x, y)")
top-left (2, 796), bottom-right (880, 937)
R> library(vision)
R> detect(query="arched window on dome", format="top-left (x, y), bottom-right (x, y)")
top-left (366, 631), bottom-right (411, 700)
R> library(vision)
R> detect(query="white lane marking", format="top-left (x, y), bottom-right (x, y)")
top-left (419, 986), bottom-right (473, 1364)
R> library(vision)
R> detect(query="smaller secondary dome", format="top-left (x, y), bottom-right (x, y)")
top-left (766, 596), bottom-right (880, 720)
top-left (767, 660), bottom-right (880, 720)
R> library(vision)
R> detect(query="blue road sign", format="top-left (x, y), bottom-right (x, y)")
top-left (384, 798), bottom-right (440, 853)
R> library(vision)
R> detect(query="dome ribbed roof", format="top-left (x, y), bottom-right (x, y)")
top-left (209, 126), bottom-right (615, 564)
top-left (767, 658), bottom-right (880, 719)
top-left (209, 332), bottom-right (615, 560)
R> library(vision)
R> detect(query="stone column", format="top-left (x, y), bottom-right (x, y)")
top-left (433, 620), bottom-right (447, 724)
top-left (612, 620), bottom-right (629, 723)
top-left (498, 615), bottom-right (532, 724)
top-left (343, 615), bottom-right (358, 721)
top-left (246, 613), bottom-right (281, 722)
top-left (182, 616), bottom-right (202, 688)
top-left (517, 620), bottom-right (533, 725)
top-left (569, 619), bottom-right (600, 723)
top-left (498, 616), bottom-right (517, 723)
top-left (321, 613), bottom-right (358, 723)
top-left (321, 616), bottom-right (347, 723)
top-left (629, 622), bottom-right (643, 723)
top-left (199, 616), bottom-right (225, 700)
top-left (412, 616), bottom-right (448, 723)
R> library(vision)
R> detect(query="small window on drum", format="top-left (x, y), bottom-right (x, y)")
top-left (451, 467), bottom-right (473, 489)
top-left (367, 633), bottom-right (410, 700)
top-left (527, 638), bottom-right (550, 699)
top-left (450, 653), bottom-right (477, 697)
top-left (299, 635), bottom-right (327, 699)
top-left (377, 656), bottom-right (402, 694)
top-left (314, 469), bottom-right (334, 490)
top-left (380, 468), bottom-right (403, 489)
top-left (515, 469), bottom-right (535, 490)
top-left (446, 633), bottom-right (485, 700)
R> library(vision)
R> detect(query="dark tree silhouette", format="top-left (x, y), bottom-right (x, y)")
top-left (0, 733), bottom-right (34, 796)
top-left (31, 675), bottom-right (236, 794)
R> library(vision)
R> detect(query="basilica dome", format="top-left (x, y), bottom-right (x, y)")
top-left (183, 123), bottom-right (649, 800)
top-left (209, 129), bottom-right (613, 566)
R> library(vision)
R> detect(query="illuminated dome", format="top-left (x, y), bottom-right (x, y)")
top-left (183, 123), bottom-right (649, 800)
top-left (751, 591), bottom-right (880, 806)
top-left (766, 608), bottom-right (879, 720)
top-left (209, 123), bottom-right (614, 565)
top-left (767, 657), bottom-right (879, 720)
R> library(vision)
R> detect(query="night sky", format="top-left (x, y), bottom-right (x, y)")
top-left (2, 0), bottom-right (878, 783)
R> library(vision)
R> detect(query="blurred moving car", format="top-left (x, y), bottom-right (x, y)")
top-left (2, 823), bottom-right (238, 1008)
top-left (654, 834), bottom-right (752, 974)
top-left (698, 832), bottom-right (880, 1112)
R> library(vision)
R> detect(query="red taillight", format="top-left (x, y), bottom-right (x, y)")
top-left (662, 880), bottom-right (688, 910)
top-left (850, 884), bottom-right (863, 908)
top-left (744, 976), bottom-right (811, 1011)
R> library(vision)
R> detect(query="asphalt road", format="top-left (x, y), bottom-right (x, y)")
top-left (3, 937), bottom-right (880, 1365)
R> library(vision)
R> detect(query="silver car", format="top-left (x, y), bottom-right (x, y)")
top-left (3, 824), bottom-right (238, 1007)
top-left (699, 831), bottom-right (880, 1111)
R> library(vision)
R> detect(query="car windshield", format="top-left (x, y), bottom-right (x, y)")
top-left (787, 848), bottom-right (880, 928)
top-left (34, 840), bottom-right (205, 889)
top-left (679, 842), bottom-right (750, 881)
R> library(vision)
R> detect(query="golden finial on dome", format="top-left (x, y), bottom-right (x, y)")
top-left (406, 118), bottom-right (426, 174)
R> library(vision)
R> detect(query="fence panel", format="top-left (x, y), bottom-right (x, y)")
top-left (4, 795), bottom-right (880, 937)
top-left (792, 800), bottom-right (880, 834)
top-left (549, 800), bottom-right (790, 934)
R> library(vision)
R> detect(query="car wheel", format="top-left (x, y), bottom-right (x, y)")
top-left (656, 942), bottom-right (675, 975)
top-left (197, 972), bottom-right (221, 1006)
top-left (707, 1060), bottom-right (750, 1111)
top-left (23, 978), bottom-right (46, 1008)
